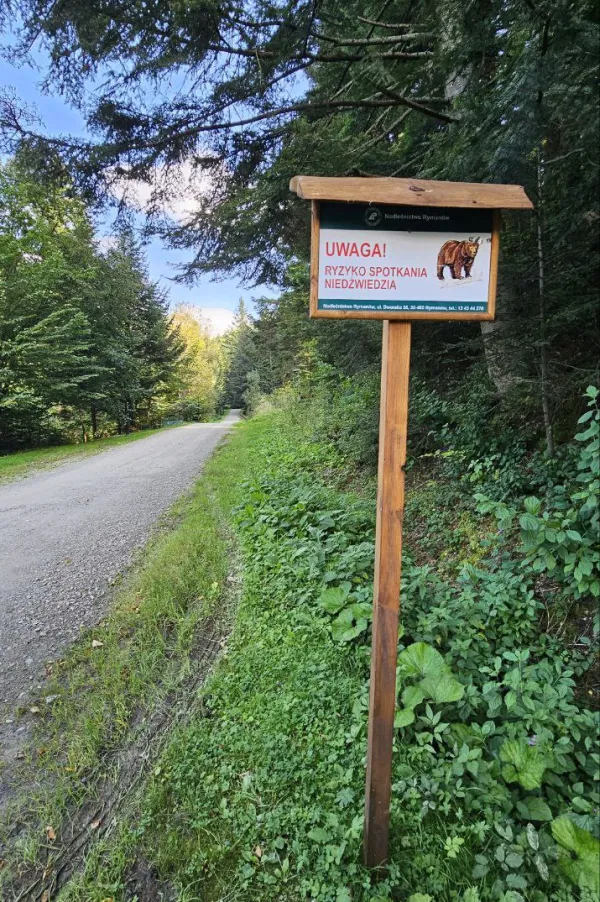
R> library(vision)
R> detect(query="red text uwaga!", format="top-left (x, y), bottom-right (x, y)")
top-left (325, 240), bottom-right (386, 258)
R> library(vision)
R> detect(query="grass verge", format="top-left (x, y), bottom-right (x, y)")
top-left (0, 429), bottom-right (167, 484)
top-left (0, 420), bottom-right (252, 896)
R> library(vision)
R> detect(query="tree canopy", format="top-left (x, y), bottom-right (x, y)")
top-left (0, 0), bottom-right (598, 448)
top-left (0, 157), bottom-right (186, 447)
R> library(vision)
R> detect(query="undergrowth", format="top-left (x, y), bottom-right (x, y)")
top-left (62, 391), bottom-right (598, 901)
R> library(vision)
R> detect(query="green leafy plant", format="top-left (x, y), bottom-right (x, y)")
top-left (318, 582), bottom-right (373, 643)
top-left (394, 642), bottom-right (465, 727)
top-left (551, 816), bottom-right (600, 891)
top-left (93, 405), bottom-right (599, 902)
top-left (477, 387), bottom-right (600, 600)
top-left (499, 738), bottom-right (549, 791)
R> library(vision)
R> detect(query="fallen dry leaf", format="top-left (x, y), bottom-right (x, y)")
top-left (90, 819), bottom-right (101, 830)
top-left (254, 845), bottom-right (263, 858)
top-left (45, 825), bottom-right (56, 841)
top-left (29, 706), bottom-right (40, 714)
top-left (41, 892), bottom-right (49, 902)
top-left (91, 639), bottom-right (103, 649)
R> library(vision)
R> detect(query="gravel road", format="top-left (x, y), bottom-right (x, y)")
top-left (0, 412), bottom-right (240, 711)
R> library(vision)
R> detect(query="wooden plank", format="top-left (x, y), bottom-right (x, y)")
top-left (487, 212), bottom-right (501, 319)
top-left (309, 201), bottom-right (320, 317)
top-left (364, 320), bottom-right (411, 870)
top-left (290, 175), bottom-right (533, 209)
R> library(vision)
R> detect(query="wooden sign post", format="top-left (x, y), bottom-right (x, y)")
top-left (290, 175), bottom-right (533, 870)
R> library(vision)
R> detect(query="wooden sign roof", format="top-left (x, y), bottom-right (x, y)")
top-left (289, 176), bottom-right (533, 209)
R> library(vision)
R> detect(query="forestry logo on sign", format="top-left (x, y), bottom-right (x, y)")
top-left (364, 206), bottom-right (383, 228)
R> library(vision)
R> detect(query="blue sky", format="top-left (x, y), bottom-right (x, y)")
top-left (0, 50), bottom-right (272, 327)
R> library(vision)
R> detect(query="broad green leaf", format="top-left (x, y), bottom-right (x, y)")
top-left (526, 824), bottom-right (539, 850)
top-left (420, 672), bottom-right (465, 704)
top-left (517, 797), bottom-right (553, 822)
top-left (397, 642), bottom-right (445, 679)
top-left (575, 424), bottom-right (598, 442)
top-left (331, 616), bottom-right (367, 643)
top-left (348, 619), bottom-right (368, 640)
top-left (524, 496), bottom-right (541, 515)
top-left (319, 586), bottom-right (350, 614)
top-left (332, 606), bottom-right (354, 625)
top-left (535, 855), bottom-right (549, 881)
top-left (394, 707), bottom-right (415, 728)
top-left (499, 739), bottom-right (547, 790)
top-left (308, 827), bottom-right (331, 843)
top-left (566, 529), bottom-right (583, 542)
top-left (551, 816), bottom-right (600, 890)
top-left (401, 685), bottom-right (426, 709)
top-left (519, 512), bottom-right (540, 532)
top-left (505, 851), bottom-right (524, 869)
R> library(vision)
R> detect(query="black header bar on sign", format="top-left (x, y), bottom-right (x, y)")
top-left (320, 201), bottom-right (494, 234)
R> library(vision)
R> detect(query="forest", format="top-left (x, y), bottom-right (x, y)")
top-left (0, 0), bottom-right (598, 900)
top-left (0, 158), bottom-right (252, 448)
top-left (1, 0), bottom-right (598, 454)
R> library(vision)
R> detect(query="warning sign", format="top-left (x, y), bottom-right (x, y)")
top-left (314, 201), bottom-right (496, 319)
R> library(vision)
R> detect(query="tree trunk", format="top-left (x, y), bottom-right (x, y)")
top-left (537, 156), bottom-right (555, 457)
top-left (91, 404), bottom-right (98, 439)
top-left (439, 9), bottom-right (520, 398)
top-left (480, 319), bottom-right (519, 397)
top-left (480, 260), bottom-right (527, 397)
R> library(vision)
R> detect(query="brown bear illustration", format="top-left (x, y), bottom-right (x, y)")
top-left (437, 238), bottom-right (481, 280)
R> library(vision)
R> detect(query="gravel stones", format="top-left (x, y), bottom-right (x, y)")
top-left (0, 413), bottom-right (240, 711)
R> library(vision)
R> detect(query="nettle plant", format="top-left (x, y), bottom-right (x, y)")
top-left (477, 386), bottom-right (600, 602)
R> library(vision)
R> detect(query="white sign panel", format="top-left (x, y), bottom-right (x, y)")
top-left (316, 202), bottom-right (494, 316)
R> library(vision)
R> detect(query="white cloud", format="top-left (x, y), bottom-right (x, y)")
top-left (191, 306), bottom-right (236, 336)
top-left (107, 159), bottom-right (222, 224)
top-left (95, 235), bottom-right (119, 253)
